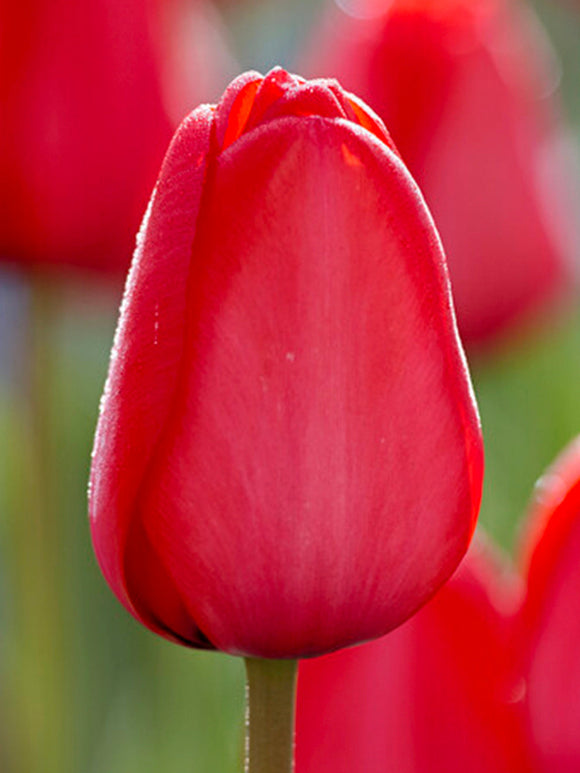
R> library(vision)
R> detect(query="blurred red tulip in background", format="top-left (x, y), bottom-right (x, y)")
top-left (0, 0), bottom-right (234, 273)
top-left (304, 0), bottom-right (578, 347)
top-left (90, 67), bottom-right (483, 659)
top-left (519, 438), bottom-right (580, 772)
top-left (296, 537), bottom-right (531, 773)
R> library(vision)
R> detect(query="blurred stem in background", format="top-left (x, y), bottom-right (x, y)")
top-left (4, 272), bottom-right (71, 773)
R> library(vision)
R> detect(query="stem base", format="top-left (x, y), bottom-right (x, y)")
top-left (244, 658), bottom-right (298, 773)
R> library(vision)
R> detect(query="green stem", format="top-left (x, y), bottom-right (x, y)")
top-left (244, 658), bottom-right (298, 773)
top-left (7, 270), bottom-right (69, 773)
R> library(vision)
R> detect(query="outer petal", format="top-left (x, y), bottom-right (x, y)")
top-left (296, 537), bottom-right (531, 773)
top-left (519, 439), bottom-right (580, 772)
top-left (89, 106), bottom-right (214, 646)
top-left (137, 114), bottom-right (483, 657)
top-left (302, 0), bottom-right (576, 346)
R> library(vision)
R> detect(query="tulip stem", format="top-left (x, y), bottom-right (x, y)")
top-left (244, 658), bottom-right (298, 773)
top-left (7, 271), bottom-right (69, 773)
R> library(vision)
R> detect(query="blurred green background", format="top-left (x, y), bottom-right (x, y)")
top-left (0, 0), bottom-right (579, 771)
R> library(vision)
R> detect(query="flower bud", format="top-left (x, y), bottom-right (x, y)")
top-left (89, 68), bottom-right (483, 658)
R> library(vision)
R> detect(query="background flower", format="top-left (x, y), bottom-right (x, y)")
top-left (301, 0), bottom-right (579, 347)
top-left (519, 438), bottom-right (580, 772)
top-left (0, 0), bottom-right (234, 273)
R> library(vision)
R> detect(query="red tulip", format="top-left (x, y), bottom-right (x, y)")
top-left (0, 0), bottom-right (233, 273)
top-left (303, 0), bottom-right (577, 346)
top-left (519, 438), bottom-right (580, 772)
top-left (296, 537), bottom-right (531, 772)
top-left (89, 68), bottom-right (483, 658)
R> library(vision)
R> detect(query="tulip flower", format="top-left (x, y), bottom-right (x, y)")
top-left (519, 438), bottom-right (580, 772)
top-left (0, 0), bottom-right (233, 272)
top-left (89, 67), bottom-right (483, 660)
top-left (296, 537), bottom-right (531, 773)
top-left (303, 0), bottom-right (577, 346)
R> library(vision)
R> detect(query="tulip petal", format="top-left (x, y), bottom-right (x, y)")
top-left (137, 114), bottom-right (482, 657)
top-left (216, 70), bottom-right (263, 149)
top-left (89, 105), bottom-right (215, 645)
